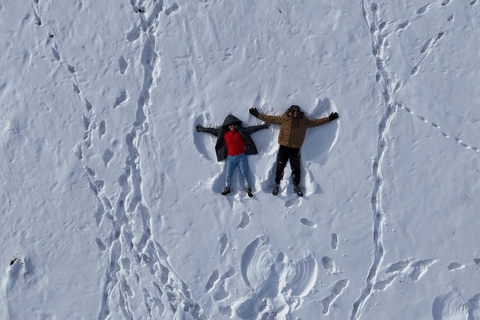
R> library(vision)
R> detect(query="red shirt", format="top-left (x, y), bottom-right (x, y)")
top-left (223, 130), bottom-right (245, 156)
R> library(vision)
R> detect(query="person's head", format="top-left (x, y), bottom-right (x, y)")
top-left (228, 121), bottom-right (240, 131)
top-left (289, 105), bottom-right (301, 118)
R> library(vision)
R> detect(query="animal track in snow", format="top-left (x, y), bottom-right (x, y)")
top-left (398, 103), bottom-right (480, 153)
top-left (300, 218), bottom-right (316, 228)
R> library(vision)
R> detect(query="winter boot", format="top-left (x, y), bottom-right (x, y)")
top-left (221, 187), bottom-right (231, 195)
top-left (294, 184), bottom-right (303, 197)
top-left (246, 187), bottom-right (253, 198)
top-left (272, 184), bottom-right (279, 196)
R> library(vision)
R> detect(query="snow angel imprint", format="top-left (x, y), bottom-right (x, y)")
top-left (196, 115), bottom-right (269, 197)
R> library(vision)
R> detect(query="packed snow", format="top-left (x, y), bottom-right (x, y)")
top-left (1, 0), bottom-right (480, 319)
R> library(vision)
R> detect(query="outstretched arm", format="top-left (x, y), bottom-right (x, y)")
top-left (306, 112), bottom-right (339, 128)
top-left (249, 108), bottom-right (283, 125)
top-left (243, 123), bottom-right (269, 134)
top-left (195, 124), bottom-right (220, 136)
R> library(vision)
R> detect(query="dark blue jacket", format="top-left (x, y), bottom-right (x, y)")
top-left (199, 115), bottom-right (268, 161)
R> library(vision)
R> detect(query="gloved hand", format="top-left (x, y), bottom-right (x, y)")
top-left (263, 123), bottom-right (270, 129)
top-left (249, 108), bottom-right (259, 117)
top-left (195, 124), bottom-right (204, 132)
top-left (329, 112), bottom-right (339, 121)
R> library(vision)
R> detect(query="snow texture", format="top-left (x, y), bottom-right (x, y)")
top-left (1, 0), bottom-right (480, 319)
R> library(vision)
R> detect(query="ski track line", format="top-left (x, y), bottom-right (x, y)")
top-left (37, 1), bottom-right (207, 319)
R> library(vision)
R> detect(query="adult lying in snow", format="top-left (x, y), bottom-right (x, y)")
top-left (195, 114), bottom-right (269, 197)
top-left (249, 105), bottom-right (339, 196)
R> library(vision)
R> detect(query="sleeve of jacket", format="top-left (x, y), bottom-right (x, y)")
top-left (256, 113), bottom-right (283, 125)
top-left (201, 127), bottom-right (221, 136)
top-left (243, 124), bottom-right (269, 134)
top-left (306, 117), bottom-right (330, 128)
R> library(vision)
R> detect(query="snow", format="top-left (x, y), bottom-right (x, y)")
top-left (1, 0), bottom-right (480, 319)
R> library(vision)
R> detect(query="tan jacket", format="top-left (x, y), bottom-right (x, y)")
top-left (256, 109), bottom-right (331, 148)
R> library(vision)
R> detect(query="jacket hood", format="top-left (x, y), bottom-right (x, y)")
top-left (222, 114), bottom-right (242, 127)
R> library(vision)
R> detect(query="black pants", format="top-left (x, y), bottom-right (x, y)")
top-left (275, 145), bottom-right (301, 185)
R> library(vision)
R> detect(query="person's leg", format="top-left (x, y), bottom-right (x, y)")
top-left (237, 153), bottom-right (251, 188)
top-left (289, 148), bottom-right (301, 186)
top-left (224, 156), bottom-right (236, 188)
top-left (274, 146), bottom-right (289, 185)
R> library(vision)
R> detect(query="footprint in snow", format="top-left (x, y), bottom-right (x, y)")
top-left (219, 233), bottom-right (228, 256)
top-left (300, 218), bottom-right (316, 228)
top-left (237, 212), bottom-right (251, 230)
top-left (321, 279), bottom-right (348, 314)
top-left (447, 262), bottom-right (464, 271)
top-left (206, 270), bottom-right (219, 292)
top-left (322, 256), bottom-right (337, 274)
top-left (118, 56), bottom-right (128, 74)
top-left (285, 198), bottom-right (300, 208)
top-left (331, 233), bottom-right (338, 250)
top-left (409, 258), bottom-right (438, 281)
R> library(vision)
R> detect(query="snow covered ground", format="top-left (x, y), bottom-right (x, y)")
top-left (1, 0), bottom-right (480, 319)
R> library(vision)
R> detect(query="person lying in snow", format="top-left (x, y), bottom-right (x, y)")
top-left (196, 114), bottom-right (269, 197)
top-left (249, 105), bottom-right (339, 197)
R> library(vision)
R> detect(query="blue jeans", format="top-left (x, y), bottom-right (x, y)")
top-left (225, 153), bottom-right (251, 188)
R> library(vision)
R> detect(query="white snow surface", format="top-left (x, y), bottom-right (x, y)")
top-left (1, 0), bottom-right (480, 319)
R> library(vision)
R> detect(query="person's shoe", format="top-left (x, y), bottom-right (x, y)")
top-left (272, 184), bottom-right (279, 196)
top-left (294, 184), bottom-right (303, 197)
top-left (221, 187), bottom-right (231, 195)
top-left (246, 187), bottom-right (253, 197)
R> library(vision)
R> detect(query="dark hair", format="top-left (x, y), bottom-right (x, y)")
top-left (289, 105), bottom-right (300, 112)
